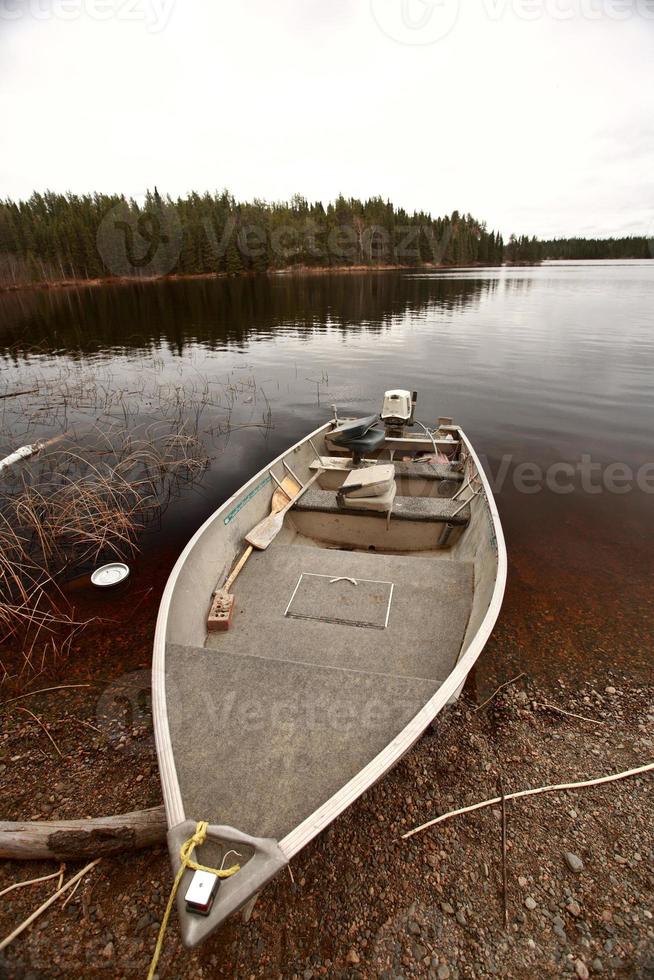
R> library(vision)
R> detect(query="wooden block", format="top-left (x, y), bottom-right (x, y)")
top-left (207, 591), bottom-right (234, 631)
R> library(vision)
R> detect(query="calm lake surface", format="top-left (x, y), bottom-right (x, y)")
top-left (1, 260), bottom-right (653, 693)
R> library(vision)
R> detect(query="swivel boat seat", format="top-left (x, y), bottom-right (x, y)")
top-left (329, 415), bottom-right (396, 522)
top-left (329, 414), bottom-right (386, 466)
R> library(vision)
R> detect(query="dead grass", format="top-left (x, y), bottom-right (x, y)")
top-left (0, 410), bottom-right (209, 687)
top-left (0, 352), bottom-right (278, 687)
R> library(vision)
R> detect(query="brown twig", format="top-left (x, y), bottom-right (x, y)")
top-left (0, 684), bottom-right (91, 707)
top-left (0, 859), bottom-right (101, 951)
top-left (130, 586), bottom-right (154, 615)
top-left (475, 673), bottom-right (526, 712)
top-left (74, 717), bottom-right (102, 735)
top-left (402, 761), bottom-right (654, 839)
top-left (533, 701), bottom-right (605, 726)
top-left (61, 876), bottom-right (82, 909)
top-left (0, 869), bottom-right (61, 899)
top-left (499, 778), bottom-right (508, 929)
top-left (17, 706), bottom-right (63, 757)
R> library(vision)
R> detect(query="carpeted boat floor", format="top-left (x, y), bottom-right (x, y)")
top-left (165, 545), bottom-right (472, 840)
top-left (205, 545), bottom-right (473, 679)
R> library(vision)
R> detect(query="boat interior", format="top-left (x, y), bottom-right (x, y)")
top-left (163, 403), bottom-right (497, 852)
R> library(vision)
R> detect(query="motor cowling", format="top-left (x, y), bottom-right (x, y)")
top-left (381, 389), bottom-right (416, 430)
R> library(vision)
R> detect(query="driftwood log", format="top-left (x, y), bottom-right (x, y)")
top-left (0, 806), bottom-right (167, 861)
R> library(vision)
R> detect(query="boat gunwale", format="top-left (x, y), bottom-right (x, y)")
top-left (152, 423), bottom-right (507, 858)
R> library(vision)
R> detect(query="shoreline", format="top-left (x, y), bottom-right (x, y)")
top-left (0, 262), bottom-right (500, 296)
top-left (4, 258), bottom-right (647, 297)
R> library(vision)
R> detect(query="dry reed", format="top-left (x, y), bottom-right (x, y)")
top-left (0, 352), bottom-right (275, 686)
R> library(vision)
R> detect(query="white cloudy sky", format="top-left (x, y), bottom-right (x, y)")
top-left (1, 0), bottom-right (653, 238)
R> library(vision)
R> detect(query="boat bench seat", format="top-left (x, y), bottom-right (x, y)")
top-left (392, 461), bottom-right (464, 483)
top-left (309, 459), bottom-right (464, 483)
top-left (294, 483), bottom-right (470, 525)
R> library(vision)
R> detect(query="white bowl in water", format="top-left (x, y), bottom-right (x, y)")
top-left (91, 562), bottom-right (130, 588)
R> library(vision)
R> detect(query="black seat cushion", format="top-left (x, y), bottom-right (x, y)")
top-left (331, 415), bottom-right (380, 445)
top-left (340, 428), bottom-right (386, 454)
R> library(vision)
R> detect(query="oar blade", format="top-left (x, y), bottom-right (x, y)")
top-left (245, 511), bottom-right (284, 550)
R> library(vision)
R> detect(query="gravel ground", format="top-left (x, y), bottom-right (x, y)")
top-left (1, 674), bottom-right (653, 979)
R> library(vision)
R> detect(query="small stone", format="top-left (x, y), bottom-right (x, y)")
top-left (437, 966), bottom-right (450, 980)
top-left (591, 958), bottom-right (604, 973)
top-left (101, 943), bottom-right (114, 959)
top-left (346, 949), bottom-right (360, 965)
top-left (518, 876), bottom-right (528, 888)
top-left (455, 909), bottom-right (467, 926)
top-left (564, 852), bottom-right (584, 873)
top-left (567, 900), bottom-right (581, 917)
top-left (575, 960), bottom-right (589, 979)
top-left (604, 686), bottom-right (616, 695)
top-left (525, 897), bottom-right (537, 911)
top-left (441, 902), bottom-right (455, 915)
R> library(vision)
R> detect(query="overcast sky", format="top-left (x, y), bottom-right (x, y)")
top-left (1, 0), bottom-right (653, 238)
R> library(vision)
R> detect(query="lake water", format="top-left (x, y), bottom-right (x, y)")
top-left (1, 260), bottom-right (652, 693)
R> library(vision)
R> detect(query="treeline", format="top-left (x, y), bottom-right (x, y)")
top-left (505, 235), bottom-right (544, 264)
top-left (540, 237), bottom-right (652, 260)
top-left (496, 233), bottom-right (651, 264)
top-left (0, 190), bottom-right (505, 289)
top-left (1, 191), bottom-right (649, 289)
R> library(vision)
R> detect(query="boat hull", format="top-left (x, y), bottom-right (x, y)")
top-left (152, 419), bottom-right (506, 946)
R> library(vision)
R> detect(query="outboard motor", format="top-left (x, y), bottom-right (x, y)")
top-left (381, 389), bottom-right (416, 436)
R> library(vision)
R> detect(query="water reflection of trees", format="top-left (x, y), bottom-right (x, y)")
top-left (0, 273), bottom-right (497, 358)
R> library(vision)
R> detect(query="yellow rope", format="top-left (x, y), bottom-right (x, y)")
top-left (147, 821), bottom-right (240, 980)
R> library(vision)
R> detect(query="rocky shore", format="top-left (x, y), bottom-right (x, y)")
top-left (1, 675), bottom-right (652, 978)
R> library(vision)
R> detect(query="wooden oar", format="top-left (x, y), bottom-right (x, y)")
top-left (207, 473), bottom-right (300, 631)
top-left (246, 470), bottom-right (322, 551)
top-left (271, 473), bottom-right (301, 511)
top-left (223, 475), bottom-right (300, 589)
